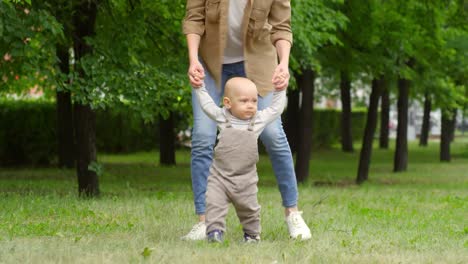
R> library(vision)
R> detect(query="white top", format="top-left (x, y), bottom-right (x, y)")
top-left (194, 85), bottom-right (286, 138)
top-left (223, 0), bottom-right (248, 64)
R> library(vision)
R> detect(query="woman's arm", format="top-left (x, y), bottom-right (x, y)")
top-left (269, 0), bottom-right (293, 90)
top-left (186, 34), bottom-right (205, 87)
top-left (184, 1), bottom-right (206, 87)
top-left (272, 39), bottom-right (291, 90)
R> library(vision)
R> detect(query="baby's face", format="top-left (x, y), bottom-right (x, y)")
top-left (228, 85), bottom-right (258, 120)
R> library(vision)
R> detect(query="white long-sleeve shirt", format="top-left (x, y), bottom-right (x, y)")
top-left (194, 86), bottom-right (286, 138)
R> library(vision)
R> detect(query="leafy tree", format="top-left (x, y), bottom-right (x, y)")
top-left (356, 0), bottom-right (461, 181)
top-left (65, 0), bottom-right (190, 194)
top-left (320, 0), bottom-right (377, 153)
top-left (2, 0), bottom-right (190, 195)
top-left (290, 0), bottom-right (346, 182)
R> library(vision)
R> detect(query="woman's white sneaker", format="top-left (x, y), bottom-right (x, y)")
top-left (180, 221), bottom-right (206, 241)
top-left (285, 211), bottom-right (311, 240)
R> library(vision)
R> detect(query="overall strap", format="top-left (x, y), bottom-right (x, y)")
top-left (247, 114), bottom-right (257, 131)
top-left (225, 116), bottom-right (232, 128)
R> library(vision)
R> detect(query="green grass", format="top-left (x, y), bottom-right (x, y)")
top-left (0, 139), bottom-right (467, 263)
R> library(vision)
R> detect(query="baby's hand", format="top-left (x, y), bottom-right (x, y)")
top-left (272, 64), bottom-right (290, 91)
top-left (192, 75), bottom-right (205, 90)
top-left (192, 73), bottom-right (205, 89)
top-left (188, 62), bottom-right (205, 88)
top-left (192, 74), bottom-right (204, 90)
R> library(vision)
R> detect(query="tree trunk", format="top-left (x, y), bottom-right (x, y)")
top-left (56, 44), bottom-right (75, 168)
top-left (295, 69), bottom-right (315, 183)
top-left (440, 110), bottom-right (454, 162)
top-left (73, 0), bottom-right (99, 196)
top-left (74, 103), bottom-right (99, 196)
top-left (284, 86), bottom-right (300, 154)
top-left (393, 77), bottom-right (410, 172)
top-left (419, 92), bottom-right (431, 146)
top-left (357, 78), bottom-right (382, 184)
top-left (159, 112), bottom-right (176, 166)
top-left (379, 86), bottom-right (390, 149)
top-left (340, 71), bottom-right (354, 152)
top-left (450, 109), bottom-right (457, 142)
top-left (462, 107), bottom-right (466, 136)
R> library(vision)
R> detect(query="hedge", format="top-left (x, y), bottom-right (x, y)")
top-left (0, 100), bottom-right (159, 166)
top-left (0, 100), bottom-right (366, 166)
top-left (311, 108), bottom-right (367, 148)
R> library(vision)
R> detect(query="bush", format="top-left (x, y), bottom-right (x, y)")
top-left (0, 100), bottom-right (367, 166)
top-left (0, 100), bottom-right (56, 166)
top-left (95, 110), bottom-right (158, 153)
top-left (288, 108), bottom-right (367, 149)
top-left (0, 100), bottom-right (160, 166)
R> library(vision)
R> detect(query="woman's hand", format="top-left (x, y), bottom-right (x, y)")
top-left (272, 63), bottom-right (290, 91)
top-left (188, 60), bottom-right (205, 88)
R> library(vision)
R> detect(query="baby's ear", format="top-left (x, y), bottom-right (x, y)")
top-left (223, 97), bottom-right (231, 109)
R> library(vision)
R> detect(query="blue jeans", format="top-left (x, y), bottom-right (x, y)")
top-left (191, 61), bottom-right (298, 215)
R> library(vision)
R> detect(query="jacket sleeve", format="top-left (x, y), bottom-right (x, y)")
top-left (183, 0), bottom-right (206, 35)
top-left (269, 0), bottom-right (293, 46)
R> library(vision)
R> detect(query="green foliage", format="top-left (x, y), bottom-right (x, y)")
top-left (140, 247), bottom-right (154, 258)
top-left (290, 0), bottom-right (347, 72)
top-left (319, 0), bottom-right (378, 78)
top-left (2, 0), bottom-right (191, 121)
top-left (2, 0), bottom-right (465, 129)
top-left (0, 1), bottom-right (62, 95)
top-left (88, 161), bottom-right (104, 177)
top-left (315, 0), bottom-right (466, 120)
top-left (0, 99), bottom-right (56, 166)
top-left (411, 0), bottom-right (468, 111)
top-left (64, 0), bottom-right (191, 121)
top-left (3, 0), bottom-right (31, 5)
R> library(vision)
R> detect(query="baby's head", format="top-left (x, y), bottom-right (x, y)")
top-left (223, 77), bottom-right (258, 120)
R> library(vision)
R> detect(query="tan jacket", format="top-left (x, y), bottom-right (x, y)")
top-left (183, 0), bottom-right (293, 96)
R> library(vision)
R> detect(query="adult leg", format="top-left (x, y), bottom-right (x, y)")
top-left (258, 93), bottom-right (311, 240)
top-left (257, 93), bottom-right (298, 209)
top-left (181, 66), bottom-right (223, 240)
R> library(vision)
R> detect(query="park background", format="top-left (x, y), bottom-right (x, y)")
top-left (0, 0), bottom-right (467, 263)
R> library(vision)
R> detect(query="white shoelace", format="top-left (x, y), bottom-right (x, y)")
top-left (188, 222), bottom-right (204, 234)
top-left (290, 212), bottom-right (305, 228)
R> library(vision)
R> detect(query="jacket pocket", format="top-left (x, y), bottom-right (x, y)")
top-left (248, 8), bottom-right (268, 38)
top-left (206, 0), bottom-right (221, 23)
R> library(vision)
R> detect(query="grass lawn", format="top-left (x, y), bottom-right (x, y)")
top-left (0, 139), bottom-right (467, 263)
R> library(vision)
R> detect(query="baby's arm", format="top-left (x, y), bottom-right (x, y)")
top-left (193, 84), bottom-right (224, 122)
top-left (257, 90), bottom-right (287, 125)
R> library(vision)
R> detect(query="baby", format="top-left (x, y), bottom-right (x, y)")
top-left (193, 77), bottom-right (286, 243)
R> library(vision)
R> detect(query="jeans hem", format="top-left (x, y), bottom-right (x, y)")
top-left (282, 202), bottom-right (298, 209)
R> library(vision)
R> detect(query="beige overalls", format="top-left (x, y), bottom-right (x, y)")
top-left (205, 117), bottom-right (261, 236)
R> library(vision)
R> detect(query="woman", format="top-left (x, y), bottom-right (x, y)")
top-left (182, 0), bottom-right (311, 240)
